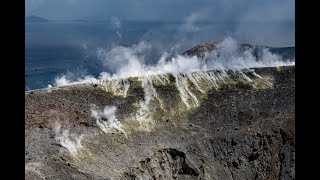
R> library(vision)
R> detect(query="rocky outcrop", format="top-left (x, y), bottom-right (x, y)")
top-left (182, 42), bottom-right (221, 58)
top-left (25, 66), bottom-right (295, 179)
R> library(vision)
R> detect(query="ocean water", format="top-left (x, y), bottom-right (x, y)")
top-left (25, 22), bottom-right (150, 90)
top-left (25, 21), bottom-right (295, 90)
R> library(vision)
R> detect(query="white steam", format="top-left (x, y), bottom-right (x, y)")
top-left (50, 74), bottom-right (99, 87)
top-left (179, 12), bottom-right (203, 32)
top-left (90, 105), bottom-right (126, 136)
top-left (52, 36), bottom-right (294, 88)
top-left (100, 78), bottom-right (130, 97)
top-left (110, 17), bottom-right (122, 39)
top-left (97, 41), bottom-right (151, 75)
top-left (53, 121), bottom-right (84, 156)
top-left (48, 37), bottom-right (294, 124)
top-left (205, 37), bottom-right (294, 70)
top-left (136, 76), bottom-right (158, 123)
top-left (174, 74), bottom-right (199, 109)
top-left (110, 16), bottom-right (121, 29)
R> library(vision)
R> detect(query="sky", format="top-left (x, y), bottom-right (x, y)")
top-left (25, 0), bottom-right (295, 47)
top-left (26, 0), bottom-right (294, 22)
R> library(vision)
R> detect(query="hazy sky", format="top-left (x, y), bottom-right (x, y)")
top-left (25, 0), bottom-right (295, 47)
top-left (26, 0), bottom-right (294, 22)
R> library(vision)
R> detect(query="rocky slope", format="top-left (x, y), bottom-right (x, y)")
top-left (25, 65), bottom-right (295, 179)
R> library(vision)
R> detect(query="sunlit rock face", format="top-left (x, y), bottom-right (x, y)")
top-left (25, 65), bottom-right (295, 179)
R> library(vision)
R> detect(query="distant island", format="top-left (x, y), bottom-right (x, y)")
top-left (73, 19), bottom-right (87, 22)
top-left (26, 15), bottom-right (49, 23)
